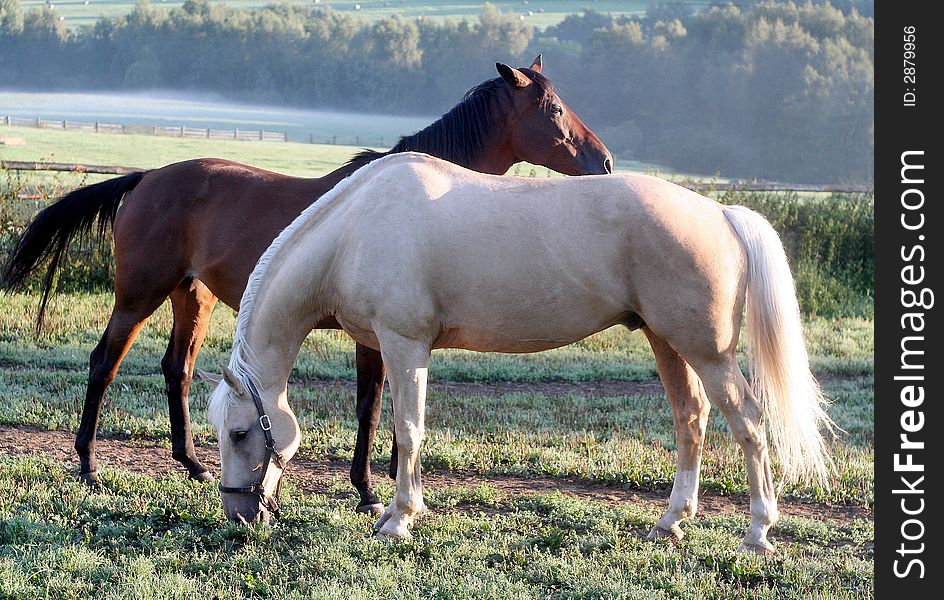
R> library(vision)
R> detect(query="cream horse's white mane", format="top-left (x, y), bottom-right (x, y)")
top-left (207, 152), bottom-right (420, 430)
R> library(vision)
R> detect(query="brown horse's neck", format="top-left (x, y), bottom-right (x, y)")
top-left (288, 86), bottom-right (519, 215)
top-left (317, 160), bottom-right (368, 190)
top-left (462, 134), bottom-right (517, 175)
top-left (336, 88), bottom-right (519, 177)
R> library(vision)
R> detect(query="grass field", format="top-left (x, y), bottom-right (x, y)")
top-left (0, 122), bottom-right (708, 182)
top-left (20, 0), bottom-right (714, 31)
top-left (0, 288), bottom-right (873, 598)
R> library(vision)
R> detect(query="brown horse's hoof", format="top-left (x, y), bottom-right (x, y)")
top-left (646, 524), bottom-right (683, 542)
top-left (190, 470), bottom-right (215, 483)
top-left (356, 502), bottom-right (385, 517)
top-left (78, 470), bottom-right (99, 487)
top-left (737, 541), bottom-right (776, 556)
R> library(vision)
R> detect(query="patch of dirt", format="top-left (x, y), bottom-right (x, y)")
top-left (0, 425), bottom-right (871, 525)
top-left (287, 374), bottom-right (867, 400)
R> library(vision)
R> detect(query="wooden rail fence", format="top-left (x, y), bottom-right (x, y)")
top-left (0, 161), bottom-right (873, 194)
top-left (3, 115), bottom-right (288, 142)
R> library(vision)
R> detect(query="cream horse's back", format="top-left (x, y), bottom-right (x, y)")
top-left (324, 155), bottom-right (740, 355)
top-left (209, 152), bottom-right (833, 554)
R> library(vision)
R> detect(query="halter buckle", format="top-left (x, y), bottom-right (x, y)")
top-left (259, 414), bottom-right (272, 431)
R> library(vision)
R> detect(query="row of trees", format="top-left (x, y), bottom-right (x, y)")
top-left (0, 1), bottom-right (873, 182)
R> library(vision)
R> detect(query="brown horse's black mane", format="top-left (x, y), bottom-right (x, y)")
top-left (350, 69), bottom-right (552, 168)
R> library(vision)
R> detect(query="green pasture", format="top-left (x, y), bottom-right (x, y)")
top-left (0, 454), bottom-right (872, 599)
top-left (0, 123), bottom-right (676, 177)
top-left (0, 290), bottom-right (873, 507)
top-left (1, 125), bottom-right (368, 177)
top-left (0, 289), bottom-right (873, 597)
top-left (20, 0), bottom-right (709, 31)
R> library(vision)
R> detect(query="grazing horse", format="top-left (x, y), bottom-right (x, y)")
top-left (1, 58), bottom-right (612, 513)
top-left (207, 152), bottom-right (834, 554)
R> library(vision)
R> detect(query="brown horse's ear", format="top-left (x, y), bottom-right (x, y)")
top-left (529, 54), bottom-right (543, 73)
top-left (496, 62), bottom-right (532, 88)
top-left (222, 366), bottom-right (248, 397)
top-left (193, 368), bottom-right (222, 385)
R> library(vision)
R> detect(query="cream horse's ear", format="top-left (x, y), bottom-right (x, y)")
top-left (193, 368), bottom-right (222, 385)
top-left (222, 366), bottom-right (248, 397)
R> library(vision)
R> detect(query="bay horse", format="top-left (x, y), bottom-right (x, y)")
top-left (207, 152), bottom-right (834, 554)
top-left (1, 58), bottom-right (612, 514)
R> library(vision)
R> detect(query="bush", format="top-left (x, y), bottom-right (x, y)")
top-left (717, 190), bottom-right (873, 317)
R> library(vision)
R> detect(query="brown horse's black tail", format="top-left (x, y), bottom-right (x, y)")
top-left (1, 171), bottom-right (147, 332)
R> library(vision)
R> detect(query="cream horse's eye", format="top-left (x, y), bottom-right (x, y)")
top-left (230, 430), bottom-right (249, 444)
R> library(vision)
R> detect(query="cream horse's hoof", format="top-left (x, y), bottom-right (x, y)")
top-left (646, 524), bottom-right (684, 542)
top-left (737, 540), bottom-right (776, 556)
top-left (375, 520), bottom-right (412, 541)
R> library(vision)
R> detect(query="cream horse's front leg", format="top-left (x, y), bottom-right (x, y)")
top-left (373, 332), bottom-right (430, 540)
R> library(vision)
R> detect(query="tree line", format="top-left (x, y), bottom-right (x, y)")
top-left (0, 1), bottom-right (873, 183)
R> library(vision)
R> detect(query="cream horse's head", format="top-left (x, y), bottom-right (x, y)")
top-left (203, 367), bottom-right (301, 524)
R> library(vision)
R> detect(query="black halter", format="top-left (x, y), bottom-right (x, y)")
top-left (218, 377), bottom-right (286, 517)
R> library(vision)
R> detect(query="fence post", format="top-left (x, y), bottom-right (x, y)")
top-left (283, 132), bottom-right (288, 142)
top-left (332, 135), bottom-right (336, 145)
top-left (206, 128), bottom-right (210, 139)
top-left (234, 128), bottom-right (239, 140)
top-left (152, 125), bottom-right (158, 135)
top-left (36, 117), bottom-right (41, 128)
top-left (180, 126), bottom-right (184, 137)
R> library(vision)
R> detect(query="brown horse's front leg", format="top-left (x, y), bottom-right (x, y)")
top-left (352, 343), bottom-right (386, 514)
top-left (162, 280), bottom-right (217, 482)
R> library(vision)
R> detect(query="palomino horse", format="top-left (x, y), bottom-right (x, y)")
top-left (207, 152), bottom-right (834, 554)
top-left (1, 58), bottom-right (612, 513)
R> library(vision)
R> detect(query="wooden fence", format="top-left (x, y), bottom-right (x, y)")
top-left (0, 160), bottom-right (873, 194)
top-left (3, 115), bottom-right (288, 142)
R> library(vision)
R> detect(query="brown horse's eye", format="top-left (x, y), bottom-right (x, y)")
top-left (230, 430), bottom-right (249, 444)
top-left (551, 103), bottom-right (564, 117)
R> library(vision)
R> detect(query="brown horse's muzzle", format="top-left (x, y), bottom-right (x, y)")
top-left (576, 147), bottom-right (614, 176)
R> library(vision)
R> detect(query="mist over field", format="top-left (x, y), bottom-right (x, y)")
top-left (0, 0), bottom-right (873, 183)
top-left (0, 90), bottom-right (433, 144)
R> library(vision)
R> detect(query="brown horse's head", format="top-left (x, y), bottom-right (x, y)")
top-left (357, 55), bottom-right (614, 177)
top-left (496, 55), bottom-right (613, 176)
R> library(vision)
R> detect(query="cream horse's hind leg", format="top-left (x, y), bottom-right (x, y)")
top-left (693, 355), bottom-right (779, 554)
top-left (372, 330), bottom-right (430, 540)
top-left (644, 329), bottom-right (711, 542)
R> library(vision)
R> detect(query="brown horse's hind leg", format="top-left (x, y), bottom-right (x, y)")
top-left (644, 328), bottom-right (711, 542)
top-left (76, 300), bottom-right (163, 484)
top-left (351, 344), bottom-right (386, 514)
top-left (162, 278), bottom-right (217, 481)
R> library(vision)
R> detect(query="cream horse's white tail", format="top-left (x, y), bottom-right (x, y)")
top-left (723, 205), bottom-right (835, 486)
